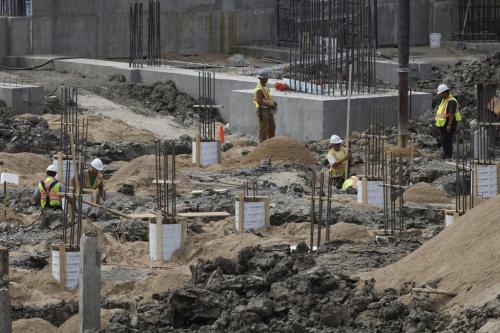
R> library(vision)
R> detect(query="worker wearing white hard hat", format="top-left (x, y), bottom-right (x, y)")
top-left (434, 83), bottom-right (462, 159)
top-left (70, 158), bottom-right (106, 203)
top-left (326, 134), bottom-right (352, 189)
top-left (32, 164), bottom-right (66, 210)
top-left (253, 70), bottom-right (277, 142)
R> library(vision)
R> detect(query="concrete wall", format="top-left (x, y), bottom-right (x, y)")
top-left (376, 0), bottom-right (459, 46)
top-left (20, 0), bottom-right (276, 58)
top-left (0, 18), bottom-right (8, 58)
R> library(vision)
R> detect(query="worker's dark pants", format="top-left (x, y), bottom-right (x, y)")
top-left (257, 107), bottom-right (276, 142)
top-left (439, 126), bottom-right (454, 158)
top-left (332, 176), bottom-right (344, 190)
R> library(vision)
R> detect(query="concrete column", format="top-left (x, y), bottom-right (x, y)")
top-left (79, 231), bottom-right (101, 333)
top-left (0, 247), bottom-right (7, 280)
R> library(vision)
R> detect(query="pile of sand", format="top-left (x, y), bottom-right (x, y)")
top-left (403, 182), bottom-right (451, 204)
top-left (12, 318), bottom-right (57, 333)
top-left (42, 114), bottom-right (155, 143)
top-left (58, 309), bottom-right (122, 333)
top-left (0, 152), bottom-right (51, 187)
top-left (241, 136), bottom-right (316, 166)
top-left (330, 222), bottom-right (374, 242)
top-left (107, 154), bottom-right (191, 193)
top-left (370, 194), bottom-right (500, 308)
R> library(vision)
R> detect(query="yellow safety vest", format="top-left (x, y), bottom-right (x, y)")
top-left (435, 95), bottom-right (462, 127)
top-left (327, 147), bottom-right (347, 177)
top-left (38, 177), bottom-right (61, 208)
top-left (342, 176), bottom-right (358, 191)
top-left (253, 82), bottom-right (271, 110)
top-left (84, 170), bottom-right (103, 190)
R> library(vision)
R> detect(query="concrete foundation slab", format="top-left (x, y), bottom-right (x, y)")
top-left (0, 56), bottom-right (432, 141)
top-left (0, 83), bottom-right (43, 115)
top-left (231, 89), bottom-right (431, 141)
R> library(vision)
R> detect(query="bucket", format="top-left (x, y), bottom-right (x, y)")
top-left (444, 213), bottom-right (454, 227)
top-left (429, 33), bottom-right (441, 49)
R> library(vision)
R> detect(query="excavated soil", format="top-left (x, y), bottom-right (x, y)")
top-left (12, 318), bottom-right (58, 333)
top-left (0, 152), bottom-right (51, 187)
top-left (241, 136), bottom-right (317, 166)
top-left (106, 154), bottom-right (192, 194)
top-left (42, 114), bottom-right (156, 143)
top-left (370, 194), bottom-right (500, 309)
top-left (403, 182), bottom-right (452, 204)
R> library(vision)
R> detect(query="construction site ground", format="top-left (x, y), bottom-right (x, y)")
top-left (0, 50), bottom-right (499, 332)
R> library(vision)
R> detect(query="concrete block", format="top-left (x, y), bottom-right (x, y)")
top-left (0, 287), bottom-right (11, 333)
top-left (0, 84), bottom-right (44, 115)
top-left (231, 89), bottom-right (431, 141)
top-left (79, 232), bottom-right (101, 333)
top-left (376, 60), bottom-right (432, 85)
top-left (0, 248), bottom-right (7, 280)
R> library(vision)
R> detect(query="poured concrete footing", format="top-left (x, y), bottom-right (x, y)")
top-left (0, 83), bottom-right (43, 114)
top-left (231, 89), bottom-right (431, 140)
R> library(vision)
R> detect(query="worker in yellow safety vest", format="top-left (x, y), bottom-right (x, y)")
top-left (326, 135), bottom-right (352, 189)
top-left (70, 158), bottom-right (106, 203)
top-left (435, 83), bottom-right (461, 159)
top-left (253, 70), bottom-right (277, 142)
top-left (33, 164), bottom-right (65, 210)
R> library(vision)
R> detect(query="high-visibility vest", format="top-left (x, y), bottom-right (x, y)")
top-left (84, 170), bottom-right (103, 190)
top-left (435, 95), bottom-right (462, 127)
top-left (253, 82), bottom-right (271, 110)
top-left (327, 147), bottom-right (348, 177)
top-left (38, 177), bottom-right (61, 208)
top-left (342, 176), bottom-right (358, 191)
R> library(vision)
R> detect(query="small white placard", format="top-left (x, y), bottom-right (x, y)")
top-left (357, 180), bottom-right (384, 207)
top-left (0, 172), bottom-right (19, 185)
top-left (235, 201), bottom-right (266, 231)
top-left (192, 141), bottom-right (220, 166)
top-left (51, 249), bottom-right (81, 290)
top-left (475, 165), bottom-right (498, 198)
top-left (149, 223), bottom-right (183, 261)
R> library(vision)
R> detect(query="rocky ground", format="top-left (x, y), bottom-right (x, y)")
top-left (0, 50), bottom-right (499, 332)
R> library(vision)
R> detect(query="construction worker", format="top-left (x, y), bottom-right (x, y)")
top-left (435, 84), bottom-right (462, 159)
top-left (253, 70), bottom-right (277, 142)
top-left (71, 158), bottom-right (106, 203)
top-left (326, 135), bottom-right (352, 189)
top-left (33, 164), bottom-right (65, 210)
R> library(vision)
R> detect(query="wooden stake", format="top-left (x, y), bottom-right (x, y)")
top-left (264, 197), bottom-right (270, 227)
top-left (345, 64), bottom-right (353, 181)
top-left (57, 152), bottom-right (63, 179)
top-left (59, 242), bottom-right (66, 290)
top-left (362, 177), bottom-right (368, 204)
top-left (156, 211), bottom-right (162, 261)
top-left (238, 193), bottom-right (244, 234)
top-left (195, 133), bottom-right (201, 167)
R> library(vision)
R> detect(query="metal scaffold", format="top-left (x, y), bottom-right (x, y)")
top-left (286, 0), bottom-right (377, 96)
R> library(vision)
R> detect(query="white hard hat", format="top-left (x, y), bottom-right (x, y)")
top-left (46, 164), bottom-right (58, 173)
top-left (257, 70), bottom-right (270, 79)
top-left (90, 158), bottom-right (104, 171)
top-left (330, 135), bottom-right (342, 145)
top-left (437, 83), bottom-right (450, 94)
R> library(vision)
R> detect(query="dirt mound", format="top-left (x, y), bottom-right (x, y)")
top-left (107, 154), bottom-right (191, 194)
top-left (330, 222), bottom-right (374, 242)
top-left (370, 194), bottom-right (500, 308)
top-left (42, 114), bottom-right (155, 143)
top-left (58, 309), bottom-right (122, 333)
top-left (242, 136), bottom-right (316, 166)
top-left (0, 152), bottom-right (51, 187)
top-left (403, 182), bottom-right (451, 204)
top-left (12, 318), bottom-right (57, 333)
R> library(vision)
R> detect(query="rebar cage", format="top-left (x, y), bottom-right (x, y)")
top-left (286, 0), bottom-right (377, 96)
top-left (457, 0), bottom-right (500, 41)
